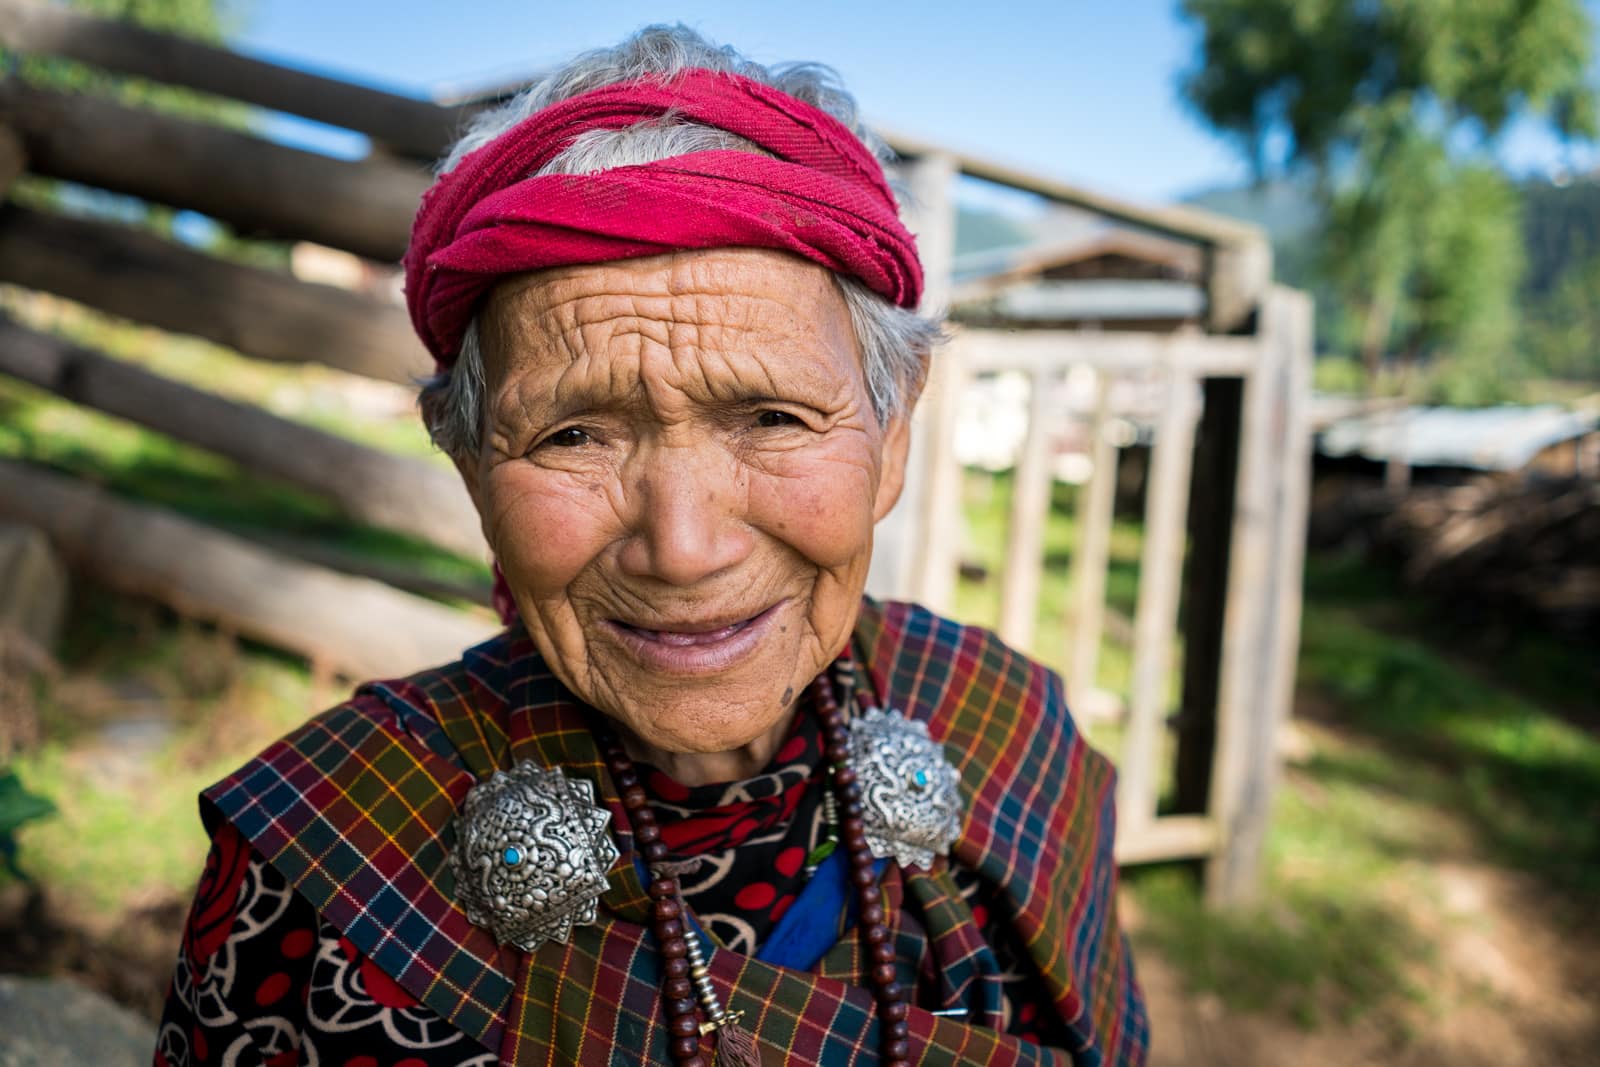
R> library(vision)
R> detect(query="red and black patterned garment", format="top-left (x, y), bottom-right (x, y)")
top-left (155, 698), bottom-right (1064, 1066)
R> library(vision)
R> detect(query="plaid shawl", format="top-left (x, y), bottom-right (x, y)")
top-left (202, 599), bottom-right (1147, 1065)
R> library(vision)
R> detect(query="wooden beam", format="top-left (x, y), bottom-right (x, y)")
top-left (0, 460), bottom-right (495, 679)
top-left (0, 80), bottom-right (427, 262)
top-left (997, 369), bottom-right (1056, 650)
top-left (1113, 814), bottom-right (1220, 866)
top-left (879, 126), bottom-right (1264, 250)
top-left (1204, 237), bottom-right (1274, 334)
top-left (880, 127), bottom-right (1272, 331)
top-left (1066, 372), bottom-right (1117, 706)
top-left (949, 327), bottom-right (1259, 377)
top-left (0, 123), bottom-right (24, 198)
top-left (0, 316), bottom-right (484, 560)
top-left (0, 0), bottom-right (467, 159)
top-left (1117, 369), bottom-right (1201, 832)
top-left (1205, 287), bottom-right (1314, 905)
top-left (0, 206), bottom-right (430, 384)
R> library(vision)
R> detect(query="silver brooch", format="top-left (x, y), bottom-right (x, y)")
top-left (848, 708), bottom-right (963, 869)
top-left (449, 761), bottom-right (620, 951)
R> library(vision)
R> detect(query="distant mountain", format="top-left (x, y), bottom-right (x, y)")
top-left (953, 206), bottom-right (1035, 258)
top-left (1521, 177), bottom-right (1600, 297)
top-left (1184, 179), bottom-right (1320, 243)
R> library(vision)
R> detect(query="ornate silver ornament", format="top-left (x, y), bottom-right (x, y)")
top-left (847, 707), bottom-right (963, 869)
top-left (449, 761), bottom-right (620, 951)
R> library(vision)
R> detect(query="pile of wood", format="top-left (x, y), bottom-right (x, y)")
top-left (0, 0), bottom-right (499, 678)
top-left (1315, 474), bottom-right (1600, 632)
top-left (1382, 476), bottom-right (1600, 631)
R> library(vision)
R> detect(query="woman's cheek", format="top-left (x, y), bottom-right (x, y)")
top-left (748, 456), bottom-right (878, 570)
top-left (485, 467), bottom-right (617, 591)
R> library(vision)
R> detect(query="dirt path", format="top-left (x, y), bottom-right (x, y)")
top-left (1133, 764), bottom-right (1600, 1066)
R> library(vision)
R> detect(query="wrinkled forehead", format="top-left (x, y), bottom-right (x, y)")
top-left (476, 248), bottom-right (863, 398)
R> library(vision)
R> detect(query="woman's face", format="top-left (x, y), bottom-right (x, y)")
top-left (459, 248), bottom-right (912, 780)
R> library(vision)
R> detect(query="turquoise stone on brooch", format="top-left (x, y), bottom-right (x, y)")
top-left (450, 761), bottom-right (620, 951)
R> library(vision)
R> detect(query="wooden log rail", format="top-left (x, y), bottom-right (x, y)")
top-left (0, 0), bottom-right (469, 160)
top-left (0, 79), bottom-right (427, 262)
top-left (0, 460), bottom-right (495, 679)
top-left (0, 206), bottom-right (431, 384)
top-left (0, 316), bottom-right (484, 560)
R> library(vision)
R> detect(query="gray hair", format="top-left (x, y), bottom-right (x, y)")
top-left (421, 24), bottom-right (941, 461)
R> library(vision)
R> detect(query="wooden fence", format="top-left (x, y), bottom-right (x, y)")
top-left (874, 146), bottom-right (1312, 904)
top-left (0, 0), bottom-right (1311, 902)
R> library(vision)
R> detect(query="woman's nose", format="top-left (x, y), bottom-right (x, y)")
top-left (616, 443), bottom-right (753, 586)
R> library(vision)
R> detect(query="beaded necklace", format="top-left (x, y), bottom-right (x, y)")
top-left (596, 660), bottom-right (912, 1067)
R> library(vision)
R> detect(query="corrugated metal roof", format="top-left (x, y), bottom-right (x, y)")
top-left (1317, 404), bottom-right (1598, 471)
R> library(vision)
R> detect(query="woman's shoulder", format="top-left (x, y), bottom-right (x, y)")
top-left (859, 598), bottom-right (1073, 733)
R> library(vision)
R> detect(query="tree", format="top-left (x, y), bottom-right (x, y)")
top-left (1523, 248), bottom-right (1600, 382)
top-left (1180, 0), bottom-right (1596, 395)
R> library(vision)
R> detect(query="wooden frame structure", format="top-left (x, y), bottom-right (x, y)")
top-left (0, 0), bottom-right (1311, 902)
top-left (872, 144), bottom-right (1311, 904)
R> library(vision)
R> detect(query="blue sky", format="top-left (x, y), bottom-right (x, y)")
top-left (231, 0), bottom-right (1600, 205)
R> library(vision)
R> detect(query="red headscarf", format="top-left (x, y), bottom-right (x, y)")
top-left (404, 68), bottom-right (925, 367)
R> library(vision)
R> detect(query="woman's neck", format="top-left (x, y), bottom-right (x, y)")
top-left (616, 702), bottom-right (800, 787)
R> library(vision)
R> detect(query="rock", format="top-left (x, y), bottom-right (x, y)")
top-left (0, 974), bottom-right (155, 1066)
top-left (0, 524), bottom-right (67, 656)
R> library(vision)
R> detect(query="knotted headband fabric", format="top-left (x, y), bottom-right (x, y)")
top-left (404, 68), bottom-right (925, 367)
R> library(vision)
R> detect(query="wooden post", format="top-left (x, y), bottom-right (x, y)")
top-left (0, 317), bottom-right (484, 559)
top-left (0, 206), bottom-right (431, 385)
top-left (1066, 370), bottom-right (1116, 706)
top-left (0, 80), bottom-right (427, 262)
top-left (1205, 287), bottom-right (1313, 904)
top-left (997, 369), bottom-right (1055, 651)
top-left (1117, 368), bottom-right (1201, 832)
top-left (0, 0), bottom-right (468, 159)
top-left (0, 123), bottom-right (24, 198)
top-left (868, 151), bottom-right (957, 604)
top-left (0, 460), bottom-right (495, 679)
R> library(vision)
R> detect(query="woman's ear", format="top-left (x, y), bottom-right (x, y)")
top-left (873, 413), bottom-right (914, 523)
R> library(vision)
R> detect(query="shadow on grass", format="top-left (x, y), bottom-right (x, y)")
top-left (1127, 864), bottom-right (1432, 1032)
top-left (1298, 607), bottom-right (1600, 904)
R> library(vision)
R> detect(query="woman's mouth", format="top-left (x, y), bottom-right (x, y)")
top-left (604, 601), bottom-right (787, 674)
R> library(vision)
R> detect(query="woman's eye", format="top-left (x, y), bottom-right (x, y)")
top-left (756, 410), bottom-right (800, 428)
top-left (544, 427), bottom-right (592, 447)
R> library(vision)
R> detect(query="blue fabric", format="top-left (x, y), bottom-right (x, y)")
top-left (755, 849), bottom-right (887, 971)
top-left (632, 851), bottom-right (886, 973)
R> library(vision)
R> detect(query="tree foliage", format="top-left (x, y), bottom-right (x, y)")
top-left (1180, 0), bottom-right (1597, 395)
top-left (1523, 247), bottom-right (1600, 381)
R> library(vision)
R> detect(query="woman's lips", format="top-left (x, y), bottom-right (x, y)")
top-left (604, 601), bottom-right (786, 674)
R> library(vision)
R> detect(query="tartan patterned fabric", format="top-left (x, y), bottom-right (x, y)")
top-left (202, 599), bottom-right (1147, 1064)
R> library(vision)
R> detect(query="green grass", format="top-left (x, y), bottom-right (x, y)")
top-left (950, 471), bottom-right (1599, 1029)
top-left (1127, 550), bottom-right (1600, 1032)
top-left (5, 591), bottom-right (318, 914)
top-left (0, 364), bottom-right (489, 596)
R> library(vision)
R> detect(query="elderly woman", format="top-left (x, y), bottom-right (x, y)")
top-left (155, 26), bottom-right (1146, 1067)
